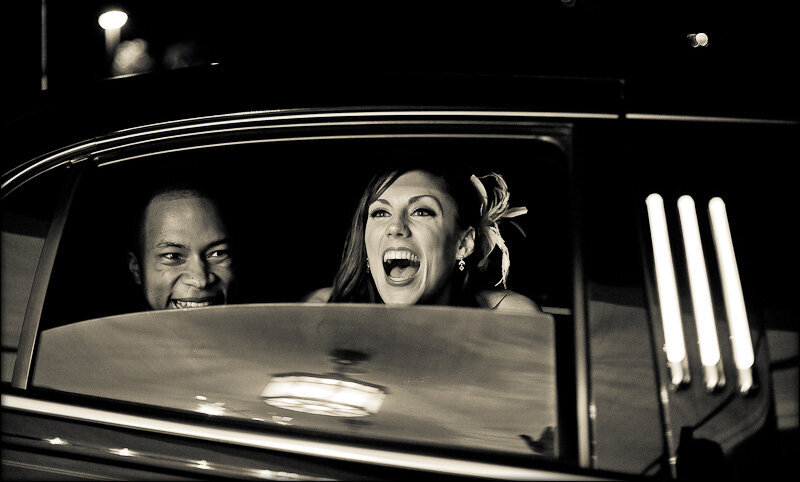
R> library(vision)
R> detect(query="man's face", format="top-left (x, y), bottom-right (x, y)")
top-left (129, 193), bottom-right (235, 310)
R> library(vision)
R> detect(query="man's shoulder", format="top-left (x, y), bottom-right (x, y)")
top-left (476, 289), bottom-right (543, 315)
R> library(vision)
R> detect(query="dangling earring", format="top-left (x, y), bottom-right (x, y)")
top-left (366, 257), bottom-right (370, 273)
top-left (458, 254), bottom-right (465, 272)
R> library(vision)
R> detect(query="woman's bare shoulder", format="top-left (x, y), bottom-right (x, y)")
top-left (301, 287), bottom-right (332, 303)
top-left (476, 289), bottom-right (543, 315)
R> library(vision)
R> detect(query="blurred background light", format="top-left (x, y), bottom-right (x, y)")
top-left (112, 38), bottom-right (155, 76)
top-left (98, 10), bottom-right (128, 30)
top-left (678, 195), bottom-right (724, 391)
top-left (646, 193), bottom-right (690, 387)
top-left (709, 197), bottom-right (755, 393)
top-left (688, 32), bottom-right (709, 48)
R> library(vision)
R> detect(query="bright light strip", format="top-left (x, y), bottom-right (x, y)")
top-left (708, 198), bottom-right (754, 390)
top-left (98, 10), bottom-right (128, 30)
top-left (646, 194), bottom-right (688, 377)
top-left (677, 196), bottom-right (721, 368)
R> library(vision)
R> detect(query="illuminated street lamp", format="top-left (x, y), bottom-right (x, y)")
top-left (98, 10), bottom-right (128, 66)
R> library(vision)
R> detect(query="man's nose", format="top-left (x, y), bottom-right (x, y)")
top-left (387, 215), bottom-right (410, 237)
top-left (182, 257), bottom-right (215, 289)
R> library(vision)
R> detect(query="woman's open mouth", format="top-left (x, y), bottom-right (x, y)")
top-left (383, 248), bottom-right (421, 285)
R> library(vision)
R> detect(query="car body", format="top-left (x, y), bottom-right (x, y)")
top-left (2, 17), bottom-right (798, 479)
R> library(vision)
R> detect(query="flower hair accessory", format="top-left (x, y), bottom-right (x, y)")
top-left (469, 173), bottom-right (528, 288)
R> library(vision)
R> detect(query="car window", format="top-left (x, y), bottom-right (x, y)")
top-left (38, 137), bottom-right (571, 328)
top-left (29, 134), bottom-right (573, 463)
top-left (1, 169), bottom-right (67, 383)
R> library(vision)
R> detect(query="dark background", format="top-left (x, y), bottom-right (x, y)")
top-left (6, 0), bottom-right (798, 124)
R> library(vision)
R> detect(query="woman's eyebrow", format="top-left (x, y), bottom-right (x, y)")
top-left (408, 195), bottom-right (443, 210)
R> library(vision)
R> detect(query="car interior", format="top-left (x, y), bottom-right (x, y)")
top-left (38, 136), bottom-right (572, 330)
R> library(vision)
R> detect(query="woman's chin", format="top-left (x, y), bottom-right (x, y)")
top-left (376, 281), bottom-right (423, 307)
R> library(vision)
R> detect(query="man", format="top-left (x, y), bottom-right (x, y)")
top-left (127, 185), bottom-right (236, 310)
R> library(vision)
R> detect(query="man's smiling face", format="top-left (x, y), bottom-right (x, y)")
top-left (129, 192), bottom-right (234, 310)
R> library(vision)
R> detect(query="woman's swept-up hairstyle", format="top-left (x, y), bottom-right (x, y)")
top-left (328, 164), bottom-right (526, 305)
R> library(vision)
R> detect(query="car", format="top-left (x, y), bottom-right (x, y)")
top-left (3, 5), bottom-right (798, 479)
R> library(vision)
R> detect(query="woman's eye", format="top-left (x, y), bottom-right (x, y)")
top-left (411, 208), bottom-right (434, 217)
top-left (370, 209), bottom-right (390, 218)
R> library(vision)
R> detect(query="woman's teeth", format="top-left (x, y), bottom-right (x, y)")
top-left (383, 250), bottom-right (420, 263)
top-left (171, 300), bottom-right (213, 309)
top-left (383, 250), bottom-right (421, 280)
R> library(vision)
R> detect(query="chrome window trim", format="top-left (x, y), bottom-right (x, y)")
top-left (1, 395), bottom-right (605, 481)
top-left (2, 109), bottom-right (603, 195)
top-left (97, 134), bottom-right (562, 168)
top-left (625, 113), bottom-right (798, 125)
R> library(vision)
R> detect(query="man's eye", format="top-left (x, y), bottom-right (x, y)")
top-left (208, 250), bottom-right (229, 260)
top-left (370, 209), bottom-right (390, 218)
top-left (160, 253), bottom-right (183, 264)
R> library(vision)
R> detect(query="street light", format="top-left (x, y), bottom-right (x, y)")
top-left (98, 10), bottom-right (128, 66)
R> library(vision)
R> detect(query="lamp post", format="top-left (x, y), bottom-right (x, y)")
top-left (98, 10), bottom-right (128, 73)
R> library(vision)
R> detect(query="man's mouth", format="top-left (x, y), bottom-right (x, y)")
top-left (382, 248), bottom-right (421, 284)
top-left (169, 296), bottom-right (223, 309)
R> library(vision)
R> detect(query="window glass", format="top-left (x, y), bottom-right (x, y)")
top-left (1, 169), bottom-right (67, 383)
top-left (32, 136), bottom-right (571, 461)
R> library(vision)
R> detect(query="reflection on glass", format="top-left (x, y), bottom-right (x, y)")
top-left (110, 447), bottom-right (137, 457)
top-left (190, 459), bottom-right (212, 470)
top-left (261, 373), bottom-right (386, 417)
top-left (195, 401), bottom-right (227, 416)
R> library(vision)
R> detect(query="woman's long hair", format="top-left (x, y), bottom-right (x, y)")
top-left (328, 165), bottom-right (487, 305)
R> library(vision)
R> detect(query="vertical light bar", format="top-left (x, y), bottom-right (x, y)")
top-left (708, 197), bottom-right (755, 393)
top-left (646, 194), bottom-right (690, 387)
top-left (678, 196), bottom-right (725, 391)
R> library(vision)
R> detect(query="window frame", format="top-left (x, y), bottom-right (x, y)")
top-left (3, 107), bottom-right (597, 474)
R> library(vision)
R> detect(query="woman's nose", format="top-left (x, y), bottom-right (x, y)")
top-left (387, 215), bottom-right (410, 237)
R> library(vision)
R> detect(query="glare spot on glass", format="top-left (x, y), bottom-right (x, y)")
top-left (271, 415), bottom-right (293, 425)
top-left (262, 374), bottom-right (386, 417)
top-left (191, 459), bottom-right (212, 470)
top-left (110, 448), bottom-right (136, 457)
top-left (195, 395), bottom-right (208, 401)
top-left (254, 469), bottom-right (302, 480)
top-left (196, 401), bottom-right (227, 416)
top-left (45, 437), bottom-right (67, 445)
top-left (98, 10), bottom-right (128, 30)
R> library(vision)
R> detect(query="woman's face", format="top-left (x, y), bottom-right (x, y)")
top-left (365, 170), bottom-right (471, 306)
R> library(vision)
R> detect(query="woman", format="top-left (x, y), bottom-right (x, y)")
top-left (305, 166), bottom-right (541, 314)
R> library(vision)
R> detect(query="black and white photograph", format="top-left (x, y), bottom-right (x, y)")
top-left (2, 1), bottom-right (797, 480)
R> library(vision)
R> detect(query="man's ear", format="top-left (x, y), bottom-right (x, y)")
top-left (127, 252), bottom-right (142, 286)
top-left (458, 227), bottom-right (476, 260)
